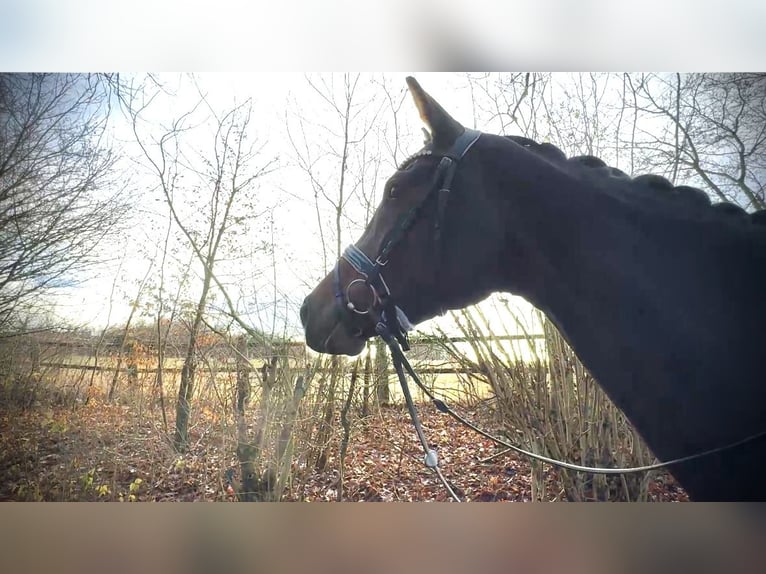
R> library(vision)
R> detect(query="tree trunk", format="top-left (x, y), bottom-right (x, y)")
top-left (234, 335), bottom-right (259, 501)
top-left (338, 360), bottom-right (360, 501)
top-left (173, 268), bottom-right (213, 452)
top-left (361, 345), bottom-right (372, 417)
top-left (315, 356), bottom-right (339, 471)
top-left (374, 339), bottom-right (390, 406)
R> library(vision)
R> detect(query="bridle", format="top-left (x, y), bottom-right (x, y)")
top-left (332, 128), bottom-right (482, 350)
top-left (329, 128), bottom-right (766, 502)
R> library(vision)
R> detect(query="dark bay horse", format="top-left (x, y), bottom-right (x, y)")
top-left (300, 77), bottom-right (766, 501)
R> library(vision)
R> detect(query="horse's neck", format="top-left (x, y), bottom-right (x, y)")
top-left (495, 160), bottom-right (766, 460)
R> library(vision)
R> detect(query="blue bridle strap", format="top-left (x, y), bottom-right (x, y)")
top-left (342, 244), bottom-right (378, 278)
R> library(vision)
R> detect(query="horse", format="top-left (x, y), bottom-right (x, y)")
top-left (300, 76), bottom-right (766, 501)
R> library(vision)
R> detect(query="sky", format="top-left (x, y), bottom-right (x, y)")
top-left (0, 0), bottom-right (766, 71)
top-left (1, 1), bottom-right (765, 70)
top-left (32, 71), bottom-right (556, 353)
top-left (48, 73), bottom-right (503, 338)
top-left (3, 0), bottom-right (764, 342)
top-left (11, 69), bottom-right (763, 347)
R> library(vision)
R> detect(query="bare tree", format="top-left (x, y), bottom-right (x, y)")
top-left (628, 73), bottom-right (766, 210)
top-left (286, 73), bottom-right (387, 273)
top-left (286, 73), bottom-right (393, 494)
top-left (128, 79), bottom-right (274, 452)
top-left (466, 73), bottom-right (550, 139)
top-left (0, 73), bottom-right (130, 331)
top-left (106, 255), bottom-right (155, 403)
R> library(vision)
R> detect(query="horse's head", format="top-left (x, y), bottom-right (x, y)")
top-left (301, 77), bottom-right (508, 355)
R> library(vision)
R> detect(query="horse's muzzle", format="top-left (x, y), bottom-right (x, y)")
top-left (301, 292), bottom-right (366, 356)
top-left (299, 296), bottom-right (310, 329)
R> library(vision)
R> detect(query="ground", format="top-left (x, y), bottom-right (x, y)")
top-left (0, 399), bottom-right (688, 502)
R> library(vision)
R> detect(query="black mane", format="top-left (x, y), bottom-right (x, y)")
top-left (504, 135), bottom-right (765, 225)
top-left (397, 149), bottom-right (433, 171)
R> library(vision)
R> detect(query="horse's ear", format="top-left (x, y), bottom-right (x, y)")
top-left (406, 76), bottom-right (464, 149)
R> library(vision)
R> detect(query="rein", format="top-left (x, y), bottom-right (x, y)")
top-left (377, 323), bottom-right (766, 501)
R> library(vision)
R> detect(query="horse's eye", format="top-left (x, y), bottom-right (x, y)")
top-left (388, 184), bottom-right (398, 199)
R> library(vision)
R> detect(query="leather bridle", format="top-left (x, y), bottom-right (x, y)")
top-left (332, 128), bottom-right (482, 351)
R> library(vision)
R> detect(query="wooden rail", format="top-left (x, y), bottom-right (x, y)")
top-left (37, 362), bottom-right (492, 377)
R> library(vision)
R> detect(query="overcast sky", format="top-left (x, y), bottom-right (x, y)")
top-left (3, 0), bottom-right (764, 341)
top-left (50, 73), bottom-right (504, 337)
top-left (2, 1), bottom-right (765, 69)
top-left (20, 70), bottom-right (762, 344)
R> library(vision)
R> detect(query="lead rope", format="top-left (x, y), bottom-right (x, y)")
top-left (375, 324), bottom-right (766, 500)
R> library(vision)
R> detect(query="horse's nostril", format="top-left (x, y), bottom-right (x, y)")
top-left (300, 297), bottom-right (309, 327)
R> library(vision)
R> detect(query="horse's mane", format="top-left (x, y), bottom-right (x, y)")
top-left (397, 149), bottom-right (433, 171)
top-left (504, 135), bottom-right (766, 226)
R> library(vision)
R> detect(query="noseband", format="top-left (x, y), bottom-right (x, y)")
top-left (332, 129), bottom-right (482, 350)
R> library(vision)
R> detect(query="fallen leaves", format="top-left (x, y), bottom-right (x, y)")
top-left (288, 403), bottom-right (688, 502)
top-left (0, 398), bottom-right (689, 502)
